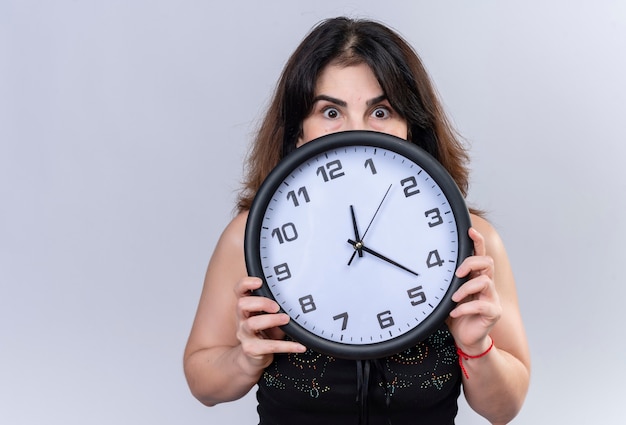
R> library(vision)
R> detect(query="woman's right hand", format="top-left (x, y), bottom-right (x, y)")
top-left (184, 212), bottom-right (307, 405)
top-left (234, 276), bottom-right (307, 372)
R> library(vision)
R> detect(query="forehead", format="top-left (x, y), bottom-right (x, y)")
top-left (315, 63), bottom-right (383, 94)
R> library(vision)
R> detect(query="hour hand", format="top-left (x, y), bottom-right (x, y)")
top-left (349, 205), bottom-right (363, 258)
top-left (347, 239), bottom-right (420, 277)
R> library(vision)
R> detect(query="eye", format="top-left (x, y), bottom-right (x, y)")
top-left (322, 107), bottom-right (340, 119)
top-left (371, 106), bottom-right (391, 119)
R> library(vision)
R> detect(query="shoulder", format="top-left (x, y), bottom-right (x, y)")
top-left (208, 211), bottom-right (249, 274)
top-left (216, 211), bottom-right (249, 249)
top-left (225, 210), bottom-right (249, 238)
top-left (469, 213), bottom-right (495, 236)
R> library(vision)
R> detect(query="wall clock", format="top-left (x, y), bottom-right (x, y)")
top-left (244, 131), bottom-right (472, 360)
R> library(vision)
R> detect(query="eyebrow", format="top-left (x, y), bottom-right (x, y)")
top-left (312, 94), bottom-right (388, 107)
top-left (366, 94), bottom-right (388, 107)
top-left (312, 95), bottom-right (347, 107)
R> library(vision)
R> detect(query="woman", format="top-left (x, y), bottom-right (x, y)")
top-left (184, 17), bottom-right (530, 425)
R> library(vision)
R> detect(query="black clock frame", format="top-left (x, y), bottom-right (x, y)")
top-left (244, 130), bottom-right (473, 360)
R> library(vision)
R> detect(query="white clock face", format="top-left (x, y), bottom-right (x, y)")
top-left (246, 132), bottom-right (471, 359)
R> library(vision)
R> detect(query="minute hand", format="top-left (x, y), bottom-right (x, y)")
top-left (347, 239), bottom-right (419, 276)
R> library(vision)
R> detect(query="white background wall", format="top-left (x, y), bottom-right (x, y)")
top-left (1, 1), bottom-right (625, 423)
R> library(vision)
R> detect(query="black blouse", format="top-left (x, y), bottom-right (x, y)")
top-left (256, 324), bottom-right (462, 425)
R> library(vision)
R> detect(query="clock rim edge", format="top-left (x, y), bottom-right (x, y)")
top-left (244, 130), bottom-right (473, 360)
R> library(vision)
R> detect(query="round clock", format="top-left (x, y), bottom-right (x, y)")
top-left (244, 130), bottom-right (472, 360)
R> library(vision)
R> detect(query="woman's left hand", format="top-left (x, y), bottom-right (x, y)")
top-left (447, 227), bottom-right (503, 353)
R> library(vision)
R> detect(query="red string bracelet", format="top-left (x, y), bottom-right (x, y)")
top-left (456, 337), bottom-right (494, 379)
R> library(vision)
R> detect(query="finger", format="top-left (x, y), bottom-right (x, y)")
top-left (237, 305), bottom-right (285, 338)
top-left (245, 311), bottom-right (291, 334)
top-left (454, 228), bottom-right (491, 279)
top-left (469, 227), bottom-right (486, 257)
top-left (234, 276), bottom-right (263, 297)
top-left (455, 254), bottom-right (494, 280)
top-left (238, 293), bottom-right (281, 318)
top-left (449, 297), bottom-right (502, 321)
top-left (241, 337), bottom-right (307, 358)
top-left (264, 325), bottom-right (287, 341)
top-left (451, 274), bottom-right (493, 302)
top-left (238, 313), bottom-right (307, 356)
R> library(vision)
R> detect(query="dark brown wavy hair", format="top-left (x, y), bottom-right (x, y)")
top-left (237, 17), bottom-right (471, 213)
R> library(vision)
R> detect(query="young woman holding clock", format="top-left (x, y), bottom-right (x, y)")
top-left (184, 17), bottom-right (530, 425)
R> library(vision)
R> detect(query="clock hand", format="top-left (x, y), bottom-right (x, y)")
top-left (361, 183), bottom-right (392, 239)
top-left (349, 205), bottom-right (363, 258)
top-left (347, 184), bottom-right (393, 265)
top-left (347, 239), bottom-right (420, 276)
